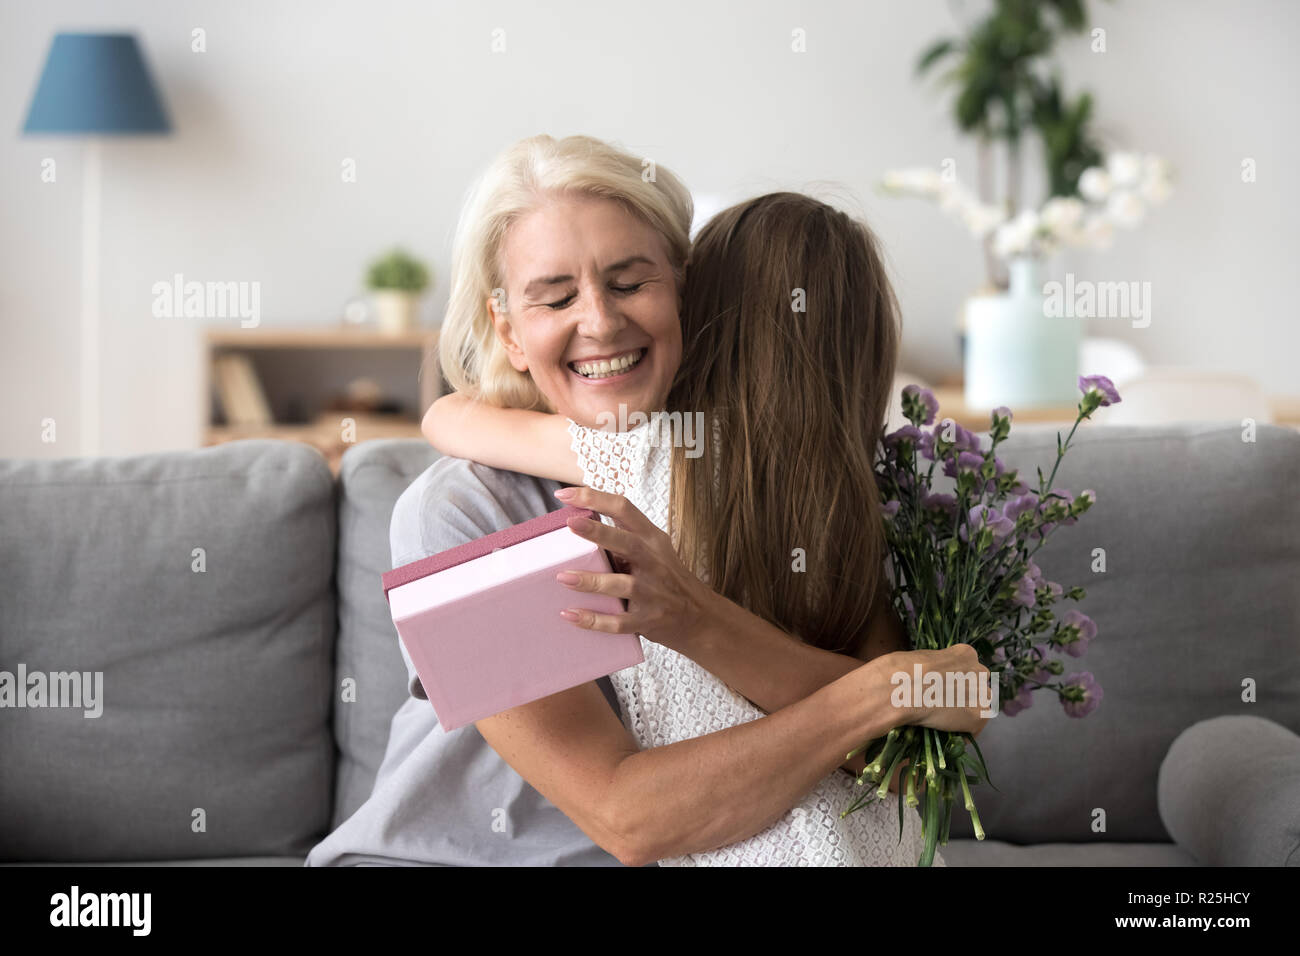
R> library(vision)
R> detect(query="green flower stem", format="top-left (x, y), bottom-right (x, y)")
top-left (940, 778), bottom-right (954, 846)
top-left (958, 759), bottom-right (985, 840)
top-left (863, 727), bottom-right (904, 780)
top-left (1042, 410), bottom-right (1087, 494)
top-left (919, 774), bottom-right (941, 866)
top-left (875, 743), bottom-right (910, 801)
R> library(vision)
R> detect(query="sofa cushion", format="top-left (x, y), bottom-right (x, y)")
top-left (329, 439), bottom-right (440, 828)
top-left (938, 838), bottom-right (1198, 866)
top-left (940, 422), bottom-right (1300, 844)
top-left (0, 440), bottom-right (335, 861)
top-left (1158, 715), bottom-right (1300, 865)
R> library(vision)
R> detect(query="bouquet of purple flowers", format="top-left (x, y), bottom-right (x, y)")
top-left (842, 375), bottom-right (1121, 866)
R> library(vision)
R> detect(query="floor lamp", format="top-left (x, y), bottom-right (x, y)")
top-left (23, 33), bottom-right (171, 457)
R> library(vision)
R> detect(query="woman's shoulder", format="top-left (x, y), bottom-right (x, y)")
top-left (391, 455), bottom-right (560, 565)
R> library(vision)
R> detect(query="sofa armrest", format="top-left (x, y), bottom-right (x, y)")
top-left (1157, 715), bottom-right (1300, 866)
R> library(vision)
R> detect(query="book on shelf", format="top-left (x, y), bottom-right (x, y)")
top-left (213, 353), bottom-right (273, 426)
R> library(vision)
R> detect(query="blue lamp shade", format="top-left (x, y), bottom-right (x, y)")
top-left (23, 33), bottom-right (170, 134)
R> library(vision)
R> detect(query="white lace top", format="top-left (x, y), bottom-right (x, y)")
top-left (566, 417), bottom-right (941, 867)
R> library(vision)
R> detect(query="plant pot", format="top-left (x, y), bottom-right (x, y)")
top-left (963, 257), bottom-right (1082, 409)
top-left (372, 290), bottom-right (419, 335)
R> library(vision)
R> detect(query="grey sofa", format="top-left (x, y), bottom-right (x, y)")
top-left (1, 422), bottom-right (1297, 866)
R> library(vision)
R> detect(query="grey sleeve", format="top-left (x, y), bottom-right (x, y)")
top-left (305, 455), bottom-right (628, 866)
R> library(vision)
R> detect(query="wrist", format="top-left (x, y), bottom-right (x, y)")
top-left (680, 583), bottom-right (729, 656)
top-left (865, 651), bottom-right (916, 729)
top-left (828, 657), bottom-right (902, 764)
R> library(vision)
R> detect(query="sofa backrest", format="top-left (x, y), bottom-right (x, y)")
top-left (3, 421), bottom-right (1295, 859)
top-left (941, 422), bottom-right (1300, 843)
top-left (328, 439), bottom-right (439, 829)
top-left (0, 440), bottom-right (336, 862)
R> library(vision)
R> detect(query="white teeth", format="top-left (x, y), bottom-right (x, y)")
top-left (572, 349), bottom-right (644, 379)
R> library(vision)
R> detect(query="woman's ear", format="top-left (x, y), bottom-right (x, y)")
top-left (487, 293), bottom-right (529, 373)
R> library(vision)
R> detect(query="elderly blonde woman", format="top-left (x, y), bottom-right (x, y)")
top-left (306, 135), bottom-right (985, 868)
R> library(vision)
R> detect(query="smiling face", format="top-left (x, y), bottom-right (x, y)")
top-left (490, 193), bottom-right (683, 428)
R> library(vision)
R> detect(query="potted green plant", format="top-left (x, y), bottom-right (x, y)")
top-left (881, 0), bottom-right (1172, 409)
top-left (365, 248), bottom-right (431, 335)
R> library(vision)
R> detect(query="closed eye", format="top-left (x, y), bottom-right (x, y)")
top-left (546, 282), bottom-right (643, 309)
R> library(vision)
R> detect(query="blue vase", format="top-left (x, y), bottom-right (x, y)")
top-left (963, 256), bottom-right (1082, 409)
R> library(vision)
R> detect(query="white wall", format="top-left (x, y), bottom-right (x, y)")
top-left (3, 0), bottom-right (1296, 458)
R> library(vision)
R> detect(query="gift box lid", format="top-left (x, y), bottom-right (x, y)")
top-left (380, 505), bottom-right (597, 602)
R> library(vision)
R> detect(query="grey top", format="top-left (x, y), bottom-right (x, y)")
top-left (305, 456), bottom-right (629, 866)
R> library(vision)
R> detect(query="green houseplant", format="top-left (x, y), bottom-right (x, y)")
top-left (882, 0), bottom-right (1171, 410)
top-left (365, 248), bottom-right (431, 335)
top-left (913, 0), bottom-right (1107, 290)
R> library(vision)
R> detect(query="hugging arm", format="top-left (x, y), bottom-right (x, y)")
top-left (422, 392), bottom-right (583, 485)
top-left (553, 486), bottom-right (986, 788)
top-left (474, 649), bottom-right (908, 867)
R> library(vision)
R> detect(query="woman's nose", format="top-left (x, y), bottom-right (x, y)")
top-left (575, 287), bottom-right (626, 340)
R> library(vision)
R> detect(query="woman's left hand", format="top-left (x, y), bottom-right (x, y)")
top-left (552, 485), bottom-right (717, 654)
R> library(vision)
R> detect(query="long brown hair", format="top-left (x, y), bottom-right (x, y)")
top-left (668, 192), bottom-right (900, 656)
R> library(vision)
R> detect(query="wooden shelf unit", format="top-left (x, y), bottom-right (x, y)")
top-left (202, 324), bottom-right (442, 474)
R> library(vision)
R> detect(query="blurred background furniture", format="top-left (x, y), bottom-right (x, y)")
top-left (203, 325), bottom-right (441, 475)
top-left (893, 335), bottom-right (1297, 432)
top-left (1097, 366), bottom-right (1275, 426)
top-left (3, 422), bottom-right (1297, 865)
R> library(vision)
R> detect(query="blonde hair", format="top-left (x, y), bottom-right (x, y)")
top-left (438, 134), bottom-right (694, 411)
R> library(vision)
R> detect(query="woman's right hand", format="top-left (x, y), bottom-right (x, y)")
top-left (881, 644), bottom-right (993, 738)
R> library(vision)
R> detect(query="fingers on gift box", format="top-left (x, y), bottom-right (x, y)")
top-left (381, 506), bottom-right (643, 731)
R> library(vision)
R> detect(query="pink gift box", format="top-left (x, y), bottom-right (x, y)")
top-left (381, 506), bottom-right (643, 731)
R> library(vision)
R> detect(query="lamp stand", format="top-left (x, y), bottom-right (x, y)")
top-left (81, 138), bottom-right (101, 457)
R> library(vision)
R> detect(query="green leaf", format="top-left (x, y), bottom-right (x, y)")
top-left (961, 731), bottom-right (999, 792)
top-left (916, 38), bottom-right (956, 75)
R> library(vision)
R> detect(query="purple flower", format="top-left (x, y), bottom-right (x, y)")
top-left (883, 424), bottom-right (936, 465)
top-left (953, 424), bottom-right (982, 453)
top-left (989, 406), bottom-right (1013, 441)
top-left (1034, 491), bottom-right (1078, 536)
top-left (944, 450), bottom-right (987, 478)
top-left (1001, 683), bottom-right (1034, 717)
top-left (1057, 609), bottom-right (1098, 657)
top-left (1078, 374), bottom-right (1121, 407)
top-left (1012, 573), bottom-right (1037, 607)
top-left (1004, 493), bottom-right (1039, 523)
top-left (881, 499), bottom-right (901, 522)
top-left (921, 492), bottom-right (957, 517)
top-left (1079, 375), bottom-right (1122, 417)
top-left (902, 384), bottom-right (940, 426)
top-left (932, 420), bottom-right (981, 454)
top-left (960, 503), bottom-right (1015, 553)
top-left (1061, 672), bottom-right (1104, 718)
